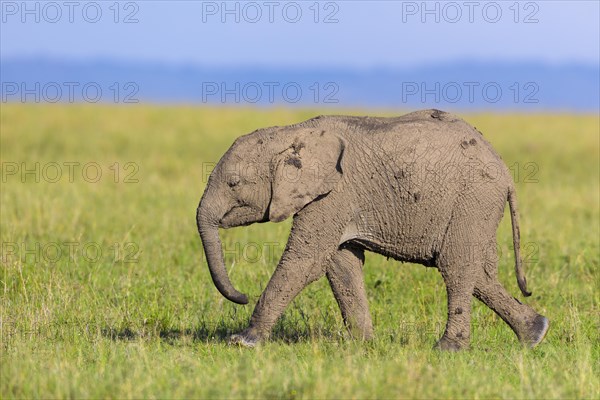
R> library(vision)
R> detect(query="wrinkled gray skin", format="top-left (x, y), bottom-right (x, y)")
top-left (196, 109), bottom-right (549, 350)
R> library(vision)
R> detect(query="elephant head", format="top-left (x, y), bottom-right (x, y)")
top-left (196, 126), bottom-right (346, 304)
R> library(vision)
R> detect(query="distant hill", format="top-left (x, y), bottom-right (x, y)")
top-left (1, 58), bottom-right (598, 111)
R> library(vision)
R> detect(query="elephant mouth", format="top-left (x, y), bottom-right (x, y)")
top-left (220, 205), bottom-right (268, 228)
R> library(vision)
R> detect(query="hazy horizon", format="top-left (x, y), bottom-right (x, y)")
top-left (2, 1), bottom-right (598, 111)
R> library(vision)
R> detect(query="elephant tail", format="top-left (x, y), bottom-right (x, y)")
top-left (508, 185), bottom-right (532, 297)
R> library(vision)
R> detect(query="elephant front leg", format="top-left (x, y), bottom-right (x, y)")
top-left (229, 248), bottom-right (328, 347)
top-left (326, 245), bottom-right (373, 340)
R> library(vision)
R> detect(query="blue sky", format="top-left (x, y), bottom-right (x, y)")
top-left (1, 1), bottom-right (599, 68)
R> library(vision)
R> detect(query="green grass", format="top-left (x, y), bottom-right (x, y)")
top-left (1, 104), bottom-right (598, 399)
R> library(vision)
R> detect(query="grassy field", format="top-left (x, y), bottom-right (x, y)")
top-left (1, 104), bottom-right (598, 399)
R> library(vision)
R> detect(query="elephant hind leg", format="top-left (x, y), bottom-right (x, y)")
top-left (326, 244), bottom-right (373, 340)
top-left (435, 244), bottom-right (477, 350)
top-left (434, 210), bottom-right (499, 350)
top-left (474, 269), bottom-right (549, 347)
top-left (435, 259), bottom-right (475, 351)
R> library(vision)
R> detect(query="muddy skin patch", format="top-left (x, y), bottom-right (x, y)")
top-left (285, 156), bottom-right (302, 169)
top-left (430, 109), bottom-right (445, 119)
top-left (291, 140), bottom-right (305, 155)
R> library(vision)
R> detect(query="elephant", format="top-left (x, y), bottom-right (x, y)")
top-left (196, 109), bottom-right (549, 350)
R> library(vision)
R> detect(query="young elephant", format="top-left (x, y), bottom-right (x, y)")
top-left (196, 109), bottom-right (549, 350)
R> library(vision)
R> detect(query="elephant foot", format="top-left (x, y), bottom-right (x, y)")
top-left (434, 336), bottom-right (469, 351)
top-left (228, 328), bottom-right (262, 348)
top-left (519, 315), bottom-right (549, 348)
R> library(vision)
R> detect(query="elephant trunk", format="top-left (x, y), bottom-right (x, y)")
top-left (196, 200), bottom-right (249, 305)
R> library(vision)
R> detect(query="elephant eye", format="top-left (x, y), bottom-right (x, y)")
top-left (227, 175), bottom-right (240, 188)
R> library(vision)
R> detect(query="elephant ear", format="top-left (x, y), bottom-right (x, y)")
top-left (269, 130), bottom-right (345, 222)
